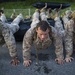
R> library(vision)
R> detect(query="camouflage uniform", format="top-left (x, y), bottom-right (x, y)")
top-left (7, 13), bottom-right (23, 34)
top-left (71, 12), bottom-right (75, 50)
top-left (55, 16), bottom-right (74, 58)
top-left (73, 25), bottom-right (75, 50)
top-left (61, 10), bottom-right (73, 57)
top-left (23, 27), bottom-right (64, 61)
top-left (31, 9), bottom-right (40, 29)
top-left (22, 5), bottom-right (64, 61)
top-left (54, 9), bottom-right (73, 58)
top-left (62, 10), bottom-right (72, 26)
top-left (64, 19), bottom-right (74, 57)
top-left (0, 13), bottom-right (23, 47)
top-left (0, 13), bottom-right (7, 23)
top-left (40, 5), bottom-right (47, 21)
top-left (55, 11), bottom-right (73, 57)
top-left (73, 18), bottom-right (75, 50)
top-left (54, 17), bottom-right (65, 37)
top-left (0, 21), bottom-right (17, 58)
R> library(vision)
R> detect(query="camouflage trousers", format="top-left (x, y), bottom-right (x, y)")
top-left (0, 21), bottom-right (17, 58)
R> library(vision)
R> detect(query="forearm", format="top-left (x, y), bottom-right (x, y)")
top-left (65, 30), bottom-right (73, 57)
top-left (65, 39), bottom-right (73, 57)
top-left (23, 49), bottom-right (31, 61)
top-left (55, 41), bottom-right (64, 59)
top-left (5, 46), bottom-right (17, 58)
top-left (23, 40), bottom-right (31, 61)
top-left (53, 30), bottom-right (64, 59)
top-left (2, 26), bottom-right (17, 58)
top-left (22, 34), bottom-right (33, 61)
top-left (66, 51), bottom-right (73, 57)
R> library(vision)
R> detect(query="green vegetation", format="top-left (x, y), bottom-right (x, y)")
top-left (0, 0), bottom-right (75, 17)
top-left (0, 0), bottom-right (75, 9)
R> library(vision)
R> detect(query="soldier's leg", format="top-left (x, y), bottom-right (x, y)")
top-left (10, 24), bottom-right (19, 34)
top-left (10, 13), bottom-right (24, 33)
top-left (40, 7), bottom-right (47, 21)
top-left (31, 10), bottom-right (40, 29)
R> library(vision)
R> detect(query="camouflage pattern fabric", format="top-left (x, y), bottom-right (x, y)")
top-left (23, 27), bottom-right (64, 61)
top-left (64, 19), bottom-right (73, 57)
top-left (0, 21), bottom-right (17, 58)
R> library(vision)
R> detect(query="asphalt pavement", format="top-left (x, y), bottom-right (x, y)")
top-left (0, 42), bottom-right (75, 75)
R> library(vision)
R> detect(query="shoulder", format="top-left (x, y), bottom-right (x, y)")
top-left (24, 28), bottom-right (35, 38)
top-left (23, 28), bottom-right (36, 42)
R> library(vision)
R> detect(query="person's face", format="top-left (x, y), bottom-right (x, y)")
top-left (36, 27), bottom-right (50, 41)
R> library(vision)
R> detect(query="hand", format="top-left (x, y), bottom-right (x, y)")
top-left (55, 58), bottom-right (64, 64)
top-left (10, 57), bottom-right (20, 65)
top-left (65, 57), bottom-right (74, 62)
top-left (23, 60), bottom-right (32, 67)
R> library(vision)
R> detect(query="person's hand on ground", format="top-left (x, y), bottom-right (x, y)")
top-left (10, 57), bottom-right (20, 65)
top-left (55, 58), bottom-right (64, 64)
top-left (65, 57), bottom-right (74, 62)
top-left (23, 60), bottom-right (32, 67)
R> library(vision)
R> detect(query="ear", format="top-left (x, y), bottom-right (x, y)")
top-left (47, 28), bottom-right (50, 33)
top-left (35, 28), bottom-right (38, 33)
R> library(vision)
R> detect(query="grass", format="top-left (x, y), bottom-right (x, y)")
top-left (4, 8), bottom-right (36, 18)
top-left (0, 0), bottom-right (75, 9)
top-left (0, 1), bottom-right (75, 17)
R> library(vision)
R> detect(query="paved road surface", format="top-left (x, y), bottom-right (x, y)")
top-left (0, 42), bottom-right (75, 75)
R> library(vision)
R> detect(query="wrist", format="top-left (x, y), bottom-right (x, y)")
top-left (12, 56), bottom-right (18, 59)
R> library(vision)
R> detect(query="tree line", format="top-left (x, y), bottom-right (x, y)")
top-left (0, 0), bottom-right (75, 2)
top-left (0, 0), bottom-right (25, 2)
